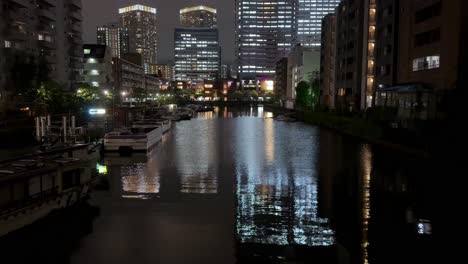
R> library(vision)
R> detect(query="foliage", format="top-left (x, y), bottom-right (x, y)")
top-left (295, 81), bottom-right (312, 110)
top-left (231, 91), bottom-right (243, 101)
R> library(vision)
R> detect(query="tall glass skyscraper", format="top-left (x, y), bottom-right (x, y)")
top-left (297, 0), bottom-right (341, 47)
top-left (235, 0), bottom-right (296, 84)
top-left (119, 4), bottom-right (158, 73)
top-left (174, 6), bottom-right (220, 85)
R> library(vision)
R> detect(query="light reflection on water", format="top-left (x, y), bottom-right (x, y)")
top-left (233, 118), bottom-right (334, 246)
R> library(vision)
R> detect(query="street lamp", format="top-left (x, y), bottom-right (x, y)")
top-left (103, 90), bottom-right (109, 95)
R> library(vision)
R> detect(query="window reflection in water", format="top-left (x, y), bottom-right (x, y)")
top-left (121, 159), bottom-right (160, 199)
top-left (235, 120), bottom-right (335, 246)
top-left (175, 121), bottom-right (218, 194)
top-left (361, 145), bottom-right (372, 264)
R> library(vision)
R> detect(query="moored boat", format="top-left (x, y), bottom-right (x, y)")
top-left (103, 124), bottom-right (164, 153)
top-left (0, 152), bottom-right (95, 237)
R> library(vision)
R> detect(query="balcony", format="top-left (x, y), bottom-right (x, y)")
top-left (69, 60), bottom-right (82, 69)
top-left (7, 30), bottom-right (28, 42)
top-left (38, 39), bottom-right (55, 50)
top-left (68, 35), bottom-right (82, 45)
top-left (6, 10), bottom-right (27, 23)
top-left (9, 0), bottom-right (29, 8)
top-left (68, 48), bottom-right (83, 57)
top-left (37, 8), bottom-right (56, 21)
top-left (41, 0), bottom-right (57, 6)
top-left (70, 11), bottom-right (83, 21)
top-left (37, 23), bottom-right (56, 34)
top-left (69, 23), bottom-right (81, 33)
top-left (68, 0), bottom-right (82, 9)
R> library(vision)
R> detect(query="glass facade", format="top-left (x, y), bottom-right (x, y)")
top-left (174, 28), bottom-right (221, 85)
top-left (235, 0), bottom-right (296, 80)
top-left (297, 0), bottom-right (341, 47)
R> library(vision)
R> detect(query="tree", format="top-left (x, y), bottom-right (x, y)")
top-left (295, 81), bottom-right (312, 110)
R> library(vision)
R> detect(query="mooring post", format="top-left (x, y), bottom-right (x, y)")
top-left (62, 116), bottom-right (67, 143)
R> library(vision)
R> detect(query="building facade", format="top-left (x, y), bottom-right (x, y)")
top-left (174, 27), bottom-right (221, 86)
top-left (334, 0), bottom-right (375, 111)
top-left (376, 0), bottom-right (468, 119)
top-left (112, 57), bottom-right (160, 102)
top-left (320, 13), bottom-right (336, 108)
top-left (297, 0), bottom-right (341, 47)
top-left (286, 45), bottom-right (321, 108)
top-left (373, 0), bottom-right (399, 91)
top-left (149, 64), bottom-right (174, 81)
top-left (83, 44), bottom-right (113, 92)
top-left (275, 57), bottom-right (288, 101)
top-left (235, 0), bottom-right (297, 87)
top-left (97, 23), bottom-right (129, 58)
top-left (0, 0), bottom-right (84, 112)
top-left (119, 4), bottom-right (158, 73)
top-left (180, 5), bottom-right (217, 28)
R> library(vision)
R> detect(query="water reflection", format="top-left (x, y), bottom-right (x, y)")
top-left (234, 119), bottom-right (334, 247)
top-left (66, 106), bottom-right (437, 264)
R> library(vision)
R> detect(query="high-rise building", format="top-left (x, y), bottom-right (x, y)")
top-left (320, 14), bottom-right (337, 108)
top-left (174, 28), bottom-right (221, 85)
top-left (149, 64), bottom-right (174, 80)
top-left (0, 0), bottom-right (84, 112)
top-left (334, 0), bottom-right (375, 111)
top-left (180, 5), bottom-right (217, 28)
top-left (235, 0), bottom-right (297, 87)
top-left (97, 23), bottom-right (129, 58)
top-left (119, 4), bottom-right (158, 73)
top-left (296, 0), bottom-right (341, 47)
top-left (83, 44), bottom-right (113, 91)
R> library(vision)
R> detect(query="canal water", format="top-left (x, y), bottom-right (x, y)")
top-left (2, 106), bottom-right (441, 263)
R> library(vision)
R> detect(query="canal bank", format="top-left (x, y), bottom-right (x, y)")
top-left (264, 105), bottom-right (432, 158)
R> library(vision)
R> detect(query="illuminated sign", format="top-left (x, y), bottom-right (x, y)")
top-left (89, 108), bottom-right (106, 115)
top-left (119, 5), bottom-right (157, 14)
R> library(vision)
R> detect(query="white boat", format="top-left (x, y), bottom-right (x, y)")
top-left (103, 124), bottom-right (164, 152)
top-left (0, 148), bottom-right (94, 237)
top-left (132, 119), bottom-right (171, 134)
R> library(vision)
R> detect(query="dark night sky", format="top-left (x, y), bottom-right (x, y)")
top-left (82, 0), bottom-right (235, 63)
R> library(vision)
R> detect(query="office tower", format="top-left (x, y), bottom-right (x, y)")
top-left (296, 0), bottom-right (341, 47)
top-left (0, 0), bottom-right (84, 112)
top-left (174, 5), bottom-right (221, 85)
top-left (180, 5), bottom-right (217, 28)
top-left (235, 0), bottom-right (296, 88)
top-left (174, 28), bottom-right (221, 85)
top-left (119, 4), bottom-right (158, 73)
top-left (97, 23), bottom-right (129, 58)
top-left (320, 13), bottom-right (336, 108)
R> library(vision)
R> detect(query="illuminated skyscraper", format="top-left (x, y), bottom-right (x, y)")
top-left (180, 5), bottom-right (217, 28)
top-left (174, 28), bottom-right (221, 85)
top-left (174, 6), bottom-right (220, 85)
top-left (297, 0), bottom-right (341, 47)
top-left (235, 0), bottom-right (296, 87)
top-left (119, 4), bottom-right (157, 73)
top-left (97, 23), bottom-right (129, 58)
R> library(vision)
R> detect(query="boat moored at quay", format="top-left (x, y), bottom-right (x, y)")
top-left (0, 145), bottom-right (95, 237)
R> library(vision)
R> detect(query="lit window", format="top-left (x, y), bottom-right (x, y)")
top-left (4, 40), bottom-right (11, 48)
top-left (412, 55), bottom-right (440, 71)
top-left (90, 70), bottom-right (99, 75)
top-left (84, 49), bottom-right (91, 54)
